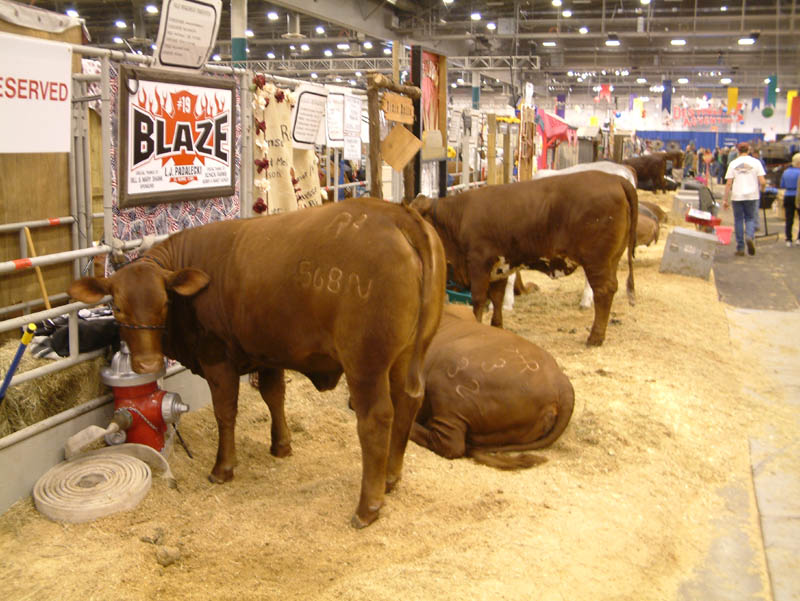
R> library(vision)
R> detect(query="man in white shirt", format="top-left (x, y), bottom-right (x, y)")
top-left (723, 142), bottom-right (766, 256)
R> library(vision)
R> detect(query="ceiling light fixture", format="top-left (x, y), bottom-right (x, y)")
top-left (471, 12), bottom-right (481, 20)
top-left (579, 26), bottom-right (589, 34)
top-left (720, 5), bottom-right (728, 11)
top-left (267, 51), bottom-right (276, 59)
top-left (145, 5), bottom-right (158, 14)
top-left (443, 0), bottom-right (454, 4)
top-left (267, 11), bottom-right (279, 21)
top-left (113, 36), bottom-right (124, 44)
top-left (383, 47), bottom-right (391, 55)
top-left (355, 71), bottom-right (362, 77)
top-left (300, 43), bottom-right (309, 51)
top-left (562, 9), bottom-right (572, 17)
top-left (670, 39), bottom-right (686, 46)
top-left (212, 54), bottom-right (221, 61)
top-left (245, 29), bottom-right (254, 37)
top-left (337, 42), bottom-right (351, 50)
top-left (677, 77), bottom-right (689, 84)
top-left (605, 34), bottom-right (620, 47)
top-left (66, 8), bottom-right (79, 17)
top-left (315, 25), bottom-right (325, 34)
top-left (636, 78), bottom-right (647, 84)
top-left (543, 41), bottom-right (557, 47)
top-left (487, 22), bottom-right (497, 31)
top-left (552, 0), bottom-right (562, 6)
top-left (115, 20), bottom-right (127, 28)
top-left (738, 32), bottom-right (758, 45)
top-left (324, 49), bottom-right (333, 57)
top-left (640, 0), bottom-right (651, 4)
top-left (311, 72), bottom-right (318, 79)
top-left (451, 82), bottom-right (457, 88)
top-left (363, 41), bottom-right (373, 49)
top-left (720, 77), bottom-right (732, 85)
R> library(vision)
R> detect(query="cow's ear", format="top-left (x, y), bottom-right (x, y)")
top-left (68, 277), bottom-right (111, 303)
top-left (166, 268), bottom-right (210, 296)
top-left (411, 194), bottom-right (432, 215)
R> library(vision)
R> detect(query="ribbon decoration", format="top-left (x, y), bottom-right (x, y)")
top-left (661, 80), bottom-right (672, 114)
top-left (727, 87), bottom-right (738, 114)
top-left (787, 90), bottom-right (798, 117)
top-left (766, 75), bottom-right (778, 107)
top-left (751, 97), bottom-right (761, 112)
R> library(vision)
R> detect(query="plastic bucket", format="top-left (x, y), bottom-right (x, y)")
top-left (715, 226), bottom-right (733, 245)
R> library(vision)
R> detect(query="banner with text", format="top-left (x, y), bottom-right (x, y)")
top-left (0, 33), bottom-right (72, 153)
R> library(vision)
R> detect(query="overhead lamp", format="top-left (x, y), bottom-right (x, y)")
top-left (579, 26), bottom-right (589, 34)
top-left (552, 0), bottom-right (562, 6)
top-left (543, 41), bottom-right (557, 47)
top-left (443, 0), bottom-right (454, 4)
top-left (311, 72), bottom-right (318, 79)
top-left (363, 41), bottom-right (373, 49)
top-left (471, 12), bottom-right (481, 20)
top-left (383, 47), bottom-right (391, 55)
top-left (324, 49), bottom-right (333, 57)
top-left (487, 22), bottom-right (497, 31)
top-left (605, 34), bottom-right (620, 47)
top-left (720, 5), bottom-right (728, 11)
top-left (245, 29), bottom-right (254, 38)
top-left (677, 77), bottom-right (689, 84)
top-left (764, 77), bottom-right (770, 84)
top-left (451, 82), bottom-right (457, 88)
top-left (720, 77), bottom-right (732, 85)
top-left (145, 4), bottom-right (159, 14)
top-left (355, 71), bottom-right (362, 77)
top-left (457, 77), bottom-right (465, 85)
top-left (636, 78), bottom-right (647, 84)
top-left (738, 32), bottom-right (758, 45)
top-left (267, 51), bottom-right (276, 59)
top-left (267, 11), bottom-right (279, 21)
top-left (316, 25), bottom-right (325, 34)
top-left (670, 39), bottom-right (686, 46)
top-left (349, 79), bottom-right (357, 86)
top-left (115, 20), bottom-right (127, 28)
top-left (66, 8), bottom-right (79, 17)
top-left (563, 9), bottom-right (573, 18)
top-left (300, 43), bottom-right (310, 51)
top-left (113, 36), bottom-right (124, 44)
top-left (640, 0), bottom-right (651, 4)
top-left (337, 42), bottom-right (351, 50)
top-left (212, 54), bottom-right (221, 61)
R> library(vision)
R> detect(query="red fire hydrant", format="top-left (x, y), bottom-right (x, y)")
top-left (101, 342), bottom-right (189, 453)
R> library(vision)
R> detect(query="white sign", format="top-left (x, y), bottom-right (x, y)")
top-left (343, 94), bottom-right (362, 138)
top-left (154, 0), bottom-right (222, 70)
top-left (325, 87), bottom-right (346, 148)
top-left (290, 83), bottom-right (328, 150)
top-left (120, 67), bottom-right (235, 206)
top-left (0, 33), bottom-right (71, 153)
top-left (343, 136), bottom-right (361, 161)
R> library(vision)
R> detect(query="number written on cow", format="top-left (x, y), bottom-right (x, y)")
top-left (295, 261), bottom-right (373, 300)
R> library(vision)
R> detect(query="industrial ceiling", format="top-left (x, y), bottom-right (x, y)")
top-left (27, 0), bottom-right (800, 98)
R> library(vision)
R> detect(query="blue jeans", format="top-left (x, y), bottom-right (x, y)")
top-left (732, 200), bottom-right (758, 250)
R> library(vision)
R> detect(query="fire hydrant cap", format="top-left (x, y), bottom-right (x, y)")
top-left (101, 342), bottom-right (165, 387)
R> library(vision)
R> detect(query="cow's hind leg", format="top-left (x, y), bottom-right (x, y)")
top-left (468, 263), bottom-right (492, 325)
top-left (384, 353), bottom-right (424, 493)
top-left (584, 267), bottom-right (619, 346)
top-left (410, 417), bottom-right (467, 459)
top-left (348, 372), bottom-right (393, 528)
top-left (257, 367), bottom-right (291, 458)
top-left (487, 279), bottom-right (507, 327)
top-left (203, 360), bottom-right (241, 483)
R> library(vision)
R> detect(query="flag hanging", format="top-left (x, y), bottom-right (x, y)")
top-left (727, 87), bottom-right (738, 114)
top-left (661, 80), bottom-right (672, 114)
top-left (766, 75), bottom-right (778, 106)
top-left (787, 90), bottom-right (798, 117)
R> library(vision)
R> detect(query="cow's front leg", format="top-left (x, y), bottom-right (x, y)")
top-left (203, 360), bottom-right (240, 483)
top-left (257, 367), bottom-right (291, 457)
top-left (348, 373), bottom-right (393, 528)
top-left (585, 268), bottom-right (619, 346)
top-left (467, 262), bottom-right (492, 325)
top-left (487, 278), bottom-right (507, 327)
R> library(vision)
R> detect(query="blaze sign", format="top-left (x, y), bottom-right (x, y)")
top-left (119, 66), bottom-right (236, 207)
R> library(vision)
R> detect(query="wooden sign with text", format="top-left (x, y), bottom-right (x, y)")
top-left (381, 124), bottom-right (421, 171)
top-left (381, 92), bottom-right (414, 124)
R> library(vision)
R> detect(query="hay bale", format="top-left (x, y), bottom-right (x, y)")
top-left (0, 339), bottom-right (108, 438)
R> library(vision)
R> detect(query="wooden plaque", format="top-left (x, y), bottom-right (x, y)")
top-left (381, 125), bottom-right (422, 171)
top-left (381, 92), bottom-right (415, 124)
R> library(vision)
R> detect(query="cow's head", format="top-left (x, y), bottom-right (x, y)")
top-left (410, 194), bottom-right (469, 285)
top-left (68, 261), bottom-right (209, 374)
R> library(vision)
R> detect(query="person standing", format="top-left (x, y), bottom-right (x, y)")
top-left (718, 147), bottom-right (729, 185)
top-left (780, 153), bottom-right (800, 246)
top-left (723, 142), bottom-right (766, 256)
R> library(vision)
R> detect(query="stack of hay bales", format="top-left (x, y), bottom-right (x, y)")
top-left (0, 340), bottom-right (108, 438)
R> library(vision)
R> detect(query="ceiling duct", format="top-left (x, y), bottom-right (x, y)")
top-left (281, 14), bottom-right (306, 39)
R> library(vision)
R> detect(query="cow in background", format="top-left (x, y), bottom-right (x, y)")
top-left (412, 171), bottom-right (638, 346)
top-left (68, 198), bottom-right (447, 529)
top-left (534, 160), bottom-right (638, 188)
top-left (411, 304), bottom-right (574, 468)
top-left (623, 151), bottom-right (684, 193)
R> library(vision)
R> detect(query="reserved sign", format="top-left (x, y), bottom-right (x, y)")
top-left (381, 92), bottom-right (414, 124)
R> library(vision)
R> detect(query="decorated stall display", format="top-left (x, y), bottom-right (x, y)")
top-left (251, 76), bottom-right (324, 215)
top-left (118, 66), bottom-right (235, 208)
top-left (535, 109), bottom-right (577, 170)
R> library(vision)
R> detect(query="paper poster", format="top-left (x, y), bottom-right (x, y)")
top-left (343, 136), bottom-right (361, 161)
top-left (343, 94), bottom-right (362, 138)
top-left (154, 0), bottom-right (222, 70)
top-left (290, 83), bottom-right (328, 150)
top-left (326, 87), bottom-right (346, 148)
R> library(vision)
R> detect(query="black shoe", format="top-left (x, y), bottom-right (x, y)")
top-left (735, 249), bottom-right (745, 256)
top-left (746, 238), bottom-right (756, 255)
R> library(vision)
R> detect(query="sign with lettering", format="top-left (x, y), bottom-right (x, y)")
top-left (290, 83), bottom-right (328, 150)
top-left (119, 66), bottom-right (235, 207)
top-left (672, 105), bottom-right (744, 129)
top-left (326, 87), bottom-right (346, 148)
top-left (0, 33), bottom-right (71, 153)
top-left (154, 0), bottom-right (222, 70)
top-left (381, 91), bottom-right (414, 124)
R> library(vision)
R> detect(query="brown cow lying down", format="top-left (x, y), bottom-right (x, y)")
top-left (411, 171), bottom-right (637, 345)
top-left (639, 200), bottom-right (668, 224)
top-left (68, 198), bottom-right (447, 529)
top-left (411, 304), bottom-right (574, 468)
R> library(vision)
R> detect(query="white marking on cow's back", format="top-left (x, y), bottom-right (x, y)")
top-left (455, 378), bottom-right (480, 399)
top-left (514, 348), bottom-right (540, 373)
top-left (481, 358), bottom-right (506, 372)
top-left (447, 357), bottom-right (469, 378)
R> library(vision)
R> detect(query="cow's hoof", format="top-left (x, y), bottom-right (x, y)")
top-left (208, 469), bottom-right (234, 484)
top-left (585, 336), bottom-right (604, 347)
top-left (270, 442), bottom-right (292, 458)
top-left (350, 509), bottom-right (380, 529)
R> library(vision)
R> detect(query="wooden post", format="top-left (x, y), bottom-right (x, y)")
top-left (503, 126), bottom-right (512, 184)
top-left (367, 82), bottom-right (382, 199)
top-left (23, 227), bottom-right (52, 310)
top-left (487, 114), bottom-right (497, 185)
top-left (518, 107), bottom-right (535, 181)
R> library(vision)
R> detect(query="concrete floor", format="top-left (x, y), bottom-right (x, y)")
top-left (680, 192), bottom-right (800, 600)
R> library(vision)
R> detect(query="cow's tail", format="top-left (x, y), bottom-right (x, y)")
top-left (465, 376), bottom-right (575, 470)
top-left (400, 205), bottom-right (447, 398)
top-left (622, 179), bottom-right (638, 306)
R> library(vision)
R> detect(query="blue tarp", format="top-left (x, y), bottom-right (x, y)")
top-left (635, 130), bottom-right (764, 149)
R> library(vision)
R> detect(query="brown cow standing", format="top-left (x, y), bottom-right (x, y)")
top-left (623, 151), bottom-right (684, 193)
top-left (411, 171), bottom-right (638, 346)
top-left (68, 198), bottom-right (447, 529)
top-left (411, 304), bottom-right (574, 468)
